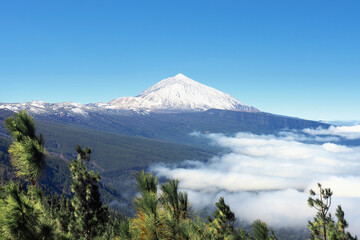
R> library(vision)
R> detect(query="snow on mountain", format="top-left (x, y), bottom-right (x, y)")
top-left (108, 73), bottom-right (259, 112)
top-left (0, 101), bottom-right (90, 116)
top-left (0, 74), bottom-right (259, 115)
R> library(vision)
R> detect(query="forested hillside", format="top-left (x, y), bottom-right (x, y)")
top-left (0, 111), bottom-right (215, 212)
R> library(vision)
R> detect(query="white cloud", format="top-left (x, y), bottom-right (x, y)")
top-left (322, 142), bottom-right (351, 153)
top-left (150, 127), bottom-right (360, 235)
top-left (303, 125), bottom-right (360, 140)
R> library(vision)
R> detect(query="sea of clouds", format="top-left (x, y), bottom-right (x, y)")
top-left (150, 124), bottom-right (360, 235)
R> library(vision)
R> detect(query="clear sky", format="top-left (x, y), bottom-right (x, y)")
top-left (0, 0), bottom-right (359, 121)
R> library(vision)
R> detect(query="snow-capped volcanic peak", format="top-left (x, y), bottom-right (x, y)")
top-left (108, 73), bottom-right (259, 112)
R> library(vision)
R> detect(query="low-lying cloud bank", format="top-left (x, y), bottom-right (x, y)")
top-left (150, 125), bottom-right (360, 235)
top-left (303, 124), bottom-right (360, 140)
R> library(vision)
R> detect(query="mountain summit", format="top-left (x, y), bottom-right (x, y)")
top-left (108, 73), bottom-right (259, 112)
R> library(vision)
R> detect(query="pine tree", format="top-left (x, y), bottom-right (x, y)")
top-left (131, 170), bottom-right (162, 240)
top-left (334, 205), bottom-right (357, 240)
top-left (252, 219), bottom-right (278, 240)
top-left (160, 179), bottom-right (190, 239)
top-left (161, 179), bottom-right (188, 221)
top-left (5, 110), bottom-right (46, 185)
top-left (208, 196), bottom-right (236, 239)
top-left (42, 193), bottom-right (74, 235)
top-left (68, 145), bottom-right (108, 240)
top-left (308, 183), bottom-right (333, 240)
top-left (308, 183), bottom-right (357, 240)
top-left (119, 218), bottom-right (132, 240)
top-left (0, 182), bottom-right (57, 240)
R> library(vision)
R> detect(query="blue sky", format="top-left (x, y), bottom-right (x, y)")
top-left (0, 0), bottom-right (359, 121)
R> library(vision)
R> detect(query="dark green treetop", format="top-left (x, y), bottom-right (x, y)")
top-left (68, 145), bottom-right (108, 240)
top-left (5, 110), bottom-right (46, 185)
